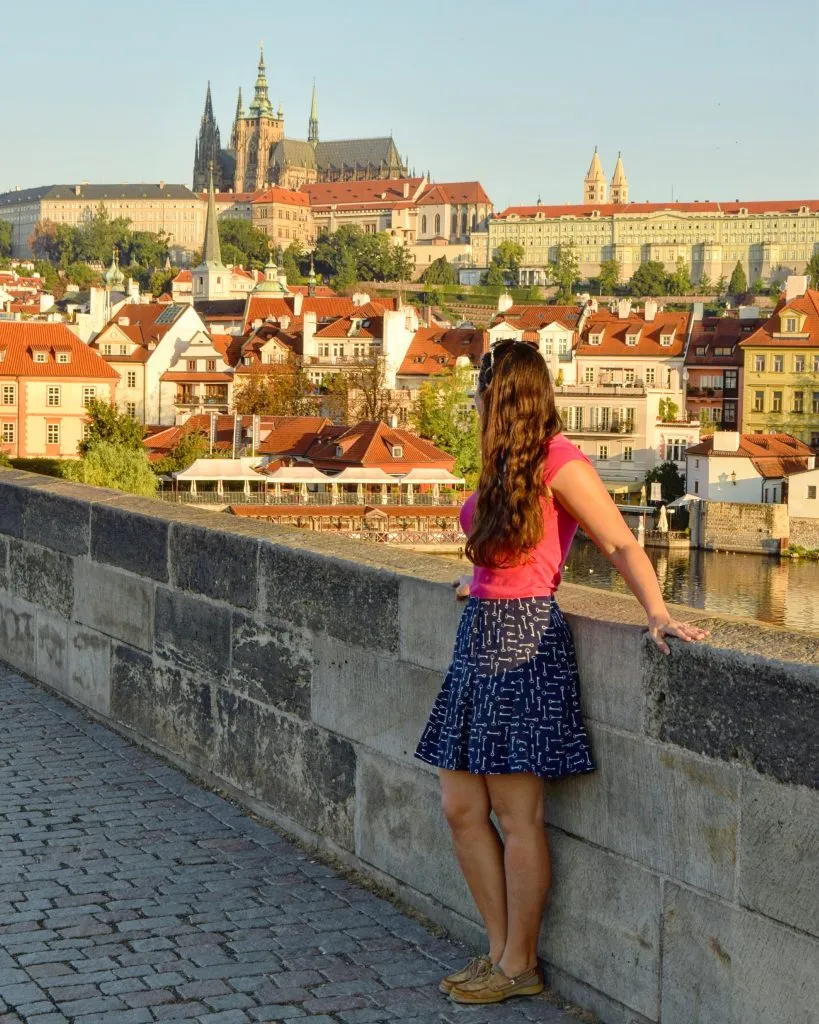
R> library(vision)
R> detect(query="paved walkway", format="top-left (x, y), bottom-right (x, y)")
top-left (0, 667), bottom-right (576, 1024)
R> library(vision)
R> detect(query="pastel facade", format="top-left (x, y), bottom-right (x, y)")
top-left (251, 186), bottom-right (316, 249)
top-left (685, 431), bottom-right (816, 503)
top-left (0, 322), bottom-right (118, 458)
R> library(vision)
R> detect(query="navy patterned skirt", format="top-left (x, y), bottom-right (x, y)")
top-left (415, 597), bottom-right (595, 779)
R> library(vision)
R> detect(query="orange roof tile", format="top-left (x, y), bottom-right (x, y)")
top-left (253, 186), bottom-right (311, 207)
top-left (686, 433), bottom-right (815, 460)
top-left (305, 421), bottom-right (455, 471)
top-left (578, 310), bottom-right (688, 356)
top-left (738, 289), bottom-right (819, 349)
top-left (496, 200), bottom-right (819, 219)
top-left (417, 181), bottom-right (492, 206)
top-left (0, 322), bottom-right (118, 378)
top-left (302, 177), bottom-right (425, 208)
top-left (399, 326), bottom-right (488, 376)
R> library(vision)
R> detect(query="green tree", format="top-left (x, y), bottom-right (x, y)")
top-left (345, 355), bottom-right (396, 422)
top-left (644, 461), bottom-right (685, 503)
top-left (548, 243), bottom-right (579, 303)
top-left (598, 258), bottom-right (620, 295)
top-left (233, 360), bottom-right (314, 416)
top-left (122, 230), bottom-right (169, 269)
top-left (72, 204), bottom-right (131, 264)
top-left (421, 256), bottom-right (457, 286)
top-left (658, 397), bottom-right (680, 422)
top-left (751, 277), bottom-right (766, 295)
top-left (411, 366), bottom-right (480, 485)
top-left (728, 260), bottom-right (747, 297)
top-left (149, 268), bottom-right (176, 297)
top-left (64, 441), bottom-right (157, 497)
top-left (697, 273), bottom-right (713, 295)
top-left (0, 451), bottom-right (11, 468)
top-left (281, 241), bottom-right (306, 284)
top-left (715, 275), bottom-right (728, 298)
top-left (482, 264), bottom-right (507, 288)
top-left (389, 242), bottom-right (415, 283)
top-left (0, 220), bottom-right (11, 258)
top-left (806, 252), bottom-right (819, 290)
top-left (218, 218), bottom-right (270, 268)
top-left (65, 263), bottom-right (101, 290)
top-left (78, 398), bottom-right (144, 456)
top-left (629, 260), bottom-right (668, 297)
top-left (492, 240), bottom-right (525, 274)
top-left (153, 429), bottom-right (210, 475)
top-left (668, 257), bottom-right (692, 296)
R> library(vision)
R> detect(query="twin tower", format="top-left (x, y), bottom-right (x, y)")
top-left (584, 147), bottom-right (629, 205)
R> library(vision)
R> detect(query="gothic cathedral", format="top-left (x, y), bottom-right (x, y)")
top-left (193, 48), bottom-right (408, 194)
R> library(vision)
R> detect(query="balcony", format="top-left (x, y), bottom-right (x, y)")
top-left (308, 355), bottom-right (375, 366)
top-left (555, 384), bottom-right (646, 397)
top-left (565, 423), bottom-right (637, 436)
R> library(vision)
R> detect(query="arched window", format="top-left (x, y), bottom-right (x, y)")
top-left (451, 213), bottom-right (458, 236)
top-left (421, 215), bottom-right (427, 234)
top-left (434, 213), bottom-right (441, 235)
top-left (472, 213), bottom-right (478, 230)
top-left (461, 212), bottom-right (468, 235)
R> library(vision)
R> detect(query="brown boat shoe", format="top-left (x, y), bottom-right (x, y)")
top-left (438, 955), bottom-right (492, 995)
top-left (449, 963), bottom-right (544, 1004)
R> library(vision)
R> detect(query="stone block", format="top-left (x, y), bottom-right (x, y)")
top-left (542, 831), bottom-right (660, 1020)
top-left (662, 883), bottom-right (819, 1024)
top-left (215, 690), bottom-right (355, 848)
top-left (35, 610), bottom-right (69, 690)
top-left (111, 645), bottom-right (215, 764)
top-left (738, 772), bottom-right (819, 936)
top-left (548, 726), bottom-right (738, 898)
top-left (74, 559), bottom-right (153, 651)
top-left (565, 614), bottom-right (645, 732)
top-left (230, 612), bottom-right (311, 718)
top-left (23, 488), bottom-right (90, 556)
top-left (645, 641), bottom-right (819, 787)
top-left (259, 543), bottom-right (399, 653)
top-left (170, 523), bottom-right (258, 609)
top-left (9, 539), bottom-right (74, 618)
top-left (0, 591), bottom-right (36, 674)
top-left (0, 535), bottom-right (8, 591)
top-left (154, 587), bottom-right (230, 679)
top-left (66, 623), bottom-right (112, 716)
top-left (91, 505), bottom-right (169, 582)
top-left (354, 751), bottom-right (476, 923)
top-left (398, 576), bottom-right (461, 673)
top-left (312, 638), bottom-right (441, 766)
top-left (0, 475), bottom-right (39, 538)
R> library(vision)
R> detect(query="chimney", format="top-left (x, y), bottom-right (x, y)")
top-left (74, 184), bottom-right (82, 196)
top-left (497, 292), bottom-right (513, 314)
top-left (302, 310), bottom-right (318, 356)
top-left (293, 291), bottom-right (303, 316)
top-left (159, 180), bottom-right (165, 190)
top-left (403, 182), bottom-right (409, 199)
top-left (617, 298), bottom-right (632, 320)
top-left (713, 431), bottom-right (740, 453)
top-left (644, 299), bottom-right (659, 322)
top-left (692, 301), bottom-right (704, 322)
top-left (784, 275), bottom-right (808, 303)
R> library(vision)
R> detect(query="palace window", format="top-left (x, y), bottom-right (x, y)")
top-left (645, 368), bottom-right (655, 385)
top-left (2, 422), bottom-right (14, 444)
top-left (57, 352), bottom-right (70, 364)
top-left (126, 402), bottom-right (136, 417)
top-left (82, 387), bottom-right (96, 408)
top-left (598, 444), bottom-right (608, 461)
top-left (434, 214), bottom-right (441, 235)
top-left (813, 392), bottom-right (819, 415)
top-left (187, 360), bottom-right (197, 372)
top-left (623, 445), bottom-right (633, 461)
top-left (808, 486), bottom-right (817, 500)
top-left (667, 440), bottom-right (686, 461)
top-left (47, 386), bottom-right (61, 407)
top-left (2, 385), bottom-right (15, 405)
top-left (47, 423), bottom-right (60, 445)
top-left (34, 351), bottom-right (47, 363)
top-left (127, 371), bottom-right (136, 388)
top-left (584, 367), bottom-right (594, 383)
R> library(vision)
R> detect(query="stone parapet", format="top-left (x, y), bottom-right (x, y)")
top-left (0, 466), bottom-right (816, 1024)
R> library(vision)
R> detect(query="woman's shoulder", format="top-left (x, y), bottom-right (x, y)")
top-left (543, 433), bottom-right (591, 482)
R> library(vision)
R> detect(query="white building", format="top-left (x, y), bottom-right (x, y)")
top-left (685, 431), bottom-right (816, 503)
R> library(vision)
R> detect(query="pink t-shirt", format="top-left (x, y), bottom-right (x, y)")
top-left (460, 433), bottom-right (591, 599)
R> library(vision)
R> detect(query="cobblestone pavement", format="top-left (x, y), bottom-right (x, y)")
top-left (0, 667), bottom-right (578, 1024)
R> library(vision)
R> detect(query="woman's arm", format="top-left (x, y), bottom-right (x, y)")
top-left (549, 460), bottom-right (708, 654)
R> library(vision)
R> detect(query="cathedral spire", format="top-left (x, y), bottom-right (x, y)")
top-left (193, 82), bottom-right (222, 192)
top-left (610, 151), bottom-right (629, 204)
top-left (307, 254), bottom-right (317, 297)
top-left (235, 86), bottom-right (245, 121)
top-left (584, 145), bottom-right (607, 204)
top-left (230, 87), bottom-right (244, 151)
top-left (249, 44), bottom-right (273, 117)
top-left (202, 162), bottom-right (223, 268)
top-left (308, 80), bottom-right (319, 145)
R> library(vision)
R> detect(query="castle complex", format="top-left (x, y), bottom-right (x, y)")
top-left (192, 49), bottom-right (407, 194)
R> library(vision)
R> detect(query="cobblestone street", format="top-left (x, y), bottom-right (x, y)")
top-left (0, 666), bottom-right (576, 1024)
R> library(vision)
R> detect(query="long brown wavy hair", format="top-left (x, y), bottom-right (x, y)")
top-left (465, 340), bottom-right (563, 568)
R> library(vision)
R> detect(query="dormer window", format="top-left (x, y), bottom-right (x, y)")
top-left (56, 352), bottom-right (70, 364)
top-left (660, 333), bottom-right (674, 347)
top-left (103, 344), bottom-right (112, 355)
top-left (785, 317), bottom-right (797, 333)
top-left (589, 333), bottom-right (603, 346)
top-left (33, 350), bottom-right (47, 363)
top-left (625, 333), bottom-right (639, 347)
top-left (391, 446), bottom-right (404, 459)
top-left (335, 446), bottom-right (344, 458)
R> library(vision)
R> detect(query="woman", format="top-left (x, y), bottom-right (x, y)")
top-left (415, 339), bottom-right (707, 1006)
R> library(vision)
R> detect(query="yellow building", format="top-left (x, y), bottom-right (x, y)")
top-left (0, 183), bottom-right (204, 260)
top-left (251, 186), bottom-right (316, 250)
top-left (493, 151), bottom-right (819, 286)
top-left (738, 282), bottom-right (819, 448)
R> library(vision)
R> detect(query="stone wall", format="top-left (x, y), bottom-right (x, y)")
top-left (691, 499), bottom-right (790, 554)
top-left (790, 516), bottom-right (819, 549)
top-left (0, 467), bottom-right (817, 1024)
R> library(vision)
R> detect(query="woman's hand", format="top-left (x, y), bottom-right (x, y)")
top-left (648, 613), bottom-right (709, 655)
top-left (453, 576), bottom-right (472, 600)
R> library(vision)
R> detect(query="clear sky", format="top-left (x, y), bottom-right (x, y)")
top-left (3, 0), bottom-right (817, 209)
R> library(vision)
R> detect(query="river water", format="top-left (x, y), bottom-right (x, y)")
top-left (562, 537), bottom-right (819, 634)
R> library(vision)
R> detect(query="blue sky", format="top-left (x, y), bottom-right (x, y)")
top-left (3, 0), bottom-right (817, 209)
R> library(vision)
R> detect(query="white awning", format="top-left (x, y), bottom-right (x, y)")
top-left (173, 458), bottom-right (264, 482)
top-left (399, 467), bottom-right (465, 484)
top-left (667, 493), bottom-right (700, 507)
top-left (331, 467), bottom-right (395, 484)
top-left (264, 466), bottom-right (333, 484)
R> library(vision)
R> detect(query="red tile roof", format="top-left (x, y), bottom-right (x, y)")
top-left (243, 294), bottom-right (396, 332)
top-left (496, 200), bottom-right (819, 219)
top-left (686, 433), bottom-right (815, 462)
top-left (95, 303), bottom-right (187, 348)
top-left (0, 322), bottom-right (118, 378)
top-left (253, 186), bottom-right (311, 207)
top-left (398, 326), bottom-right (488, 376)
top-left (738, 289), bottom-right (819, 349)
top-left (490, 304), bottom-right (582, 332)
top-left (289, 284), bottom-right (337, 297)
top-left (578, 310), bottom-right (688, 356)
top-left (255, 416), bottom-right (334, 456)
top-left (302, 177), bottom-right (425, 209)
top-left (305, 420), bottom-right (455, 472)
top-left (417, 182), bottom-right (492, 206)
top-left (173, 269), bottom-right (192, 283)
top-left (685, 315), bottom-right (761, 366)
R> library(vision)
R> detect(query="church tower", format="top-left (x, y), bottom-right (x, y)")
top-left (308, 81), bottom-right (319, 146)
top-left (230, 87), bottom-right (244, 151)
top-left (192, 164), bottom-right (230, 302)
top-left (233, 46), bottom-right (285, 193)
top-left (610, 152), bottom-right (629, 205)
top-left (584, 146), bottom-right (607, 205)
top-left (192, 83), bottom-right (223, 193)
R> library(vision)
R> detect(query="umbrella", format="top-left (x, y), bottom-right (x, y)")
top-left (656, 505), bottom-right (669, 533)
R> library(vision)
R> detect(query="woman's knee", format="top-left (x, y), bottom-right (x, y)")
top-left (440, 778), bottom-right (491, 833)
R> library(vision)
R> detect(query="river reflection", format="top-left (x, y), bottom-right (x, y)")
top-left (562, 538), bottom-right (819, 633)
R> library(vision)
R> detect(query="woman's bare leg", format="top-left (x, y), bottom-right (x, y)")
top-left (439, 768), bottom-right (507, 962)
top-left (485, 772), bottom-right (549, 977)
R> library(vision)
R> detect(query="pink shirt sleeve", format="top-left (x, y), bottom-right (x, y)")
top-left (543, 433), bottom-right (592, 487)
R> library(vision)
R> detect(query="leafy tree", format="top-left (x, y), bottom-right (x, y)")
top-left (72, 204), bottom-right (131, 264)
top-left (598, 258), bottom-right (620, 295)
top-left (728, 260), bottom-right (747, 297)
top-left (0, 451), bottom-right (11, 467)
top-left (806, 251), bottom-right (819, 290)
top-left (0, 220), bottom-right (11, 258)
top-left (122, 230), bottom-right (169, 269)
top-left (411, 366), bottom-right (480, 485)
top-left (548, 243), bottom-right (579, 303)
top-left (390, 243), bottom-right (415, 283)
top-left (751, 277), bottom-right (766, 296)
top-left (421, 256), bottom-right (456, 286)
top-left (31, 260), bottom-right (60, 294)
top-left (65, 263), bottom-right (101, 290)
top-left (149, 268), bottom-right (176, 297)
top-left (492, 240), bottom-right (525, 274)
top-left (697, 273), bottom-right (713, 295)
top-left (482, 264), bottom-right (507, 288)
top-left (64, 441), bottom-right (157, 497)
top-left (644, 461), bottom-right (685, 503)
top-left (629, 260), bottom-right (668, 297)
top-left (281, 241), bottom-right (306, 284)
top-left (658, 397), bottom-right (680, 422)
top-left (78, 398), bottom-right (144, 456)
top-left (153, 429), bottom-right (210, 475)
top-left (233, 359), bottom-right (314, 416)
top-left (346, 355), bottom-right (397, 422)
top-left (715, 275), bottom-right (728, 298)
top-left (218, 218), bottom-right (270, 269)
top-left (668, 257), bottom-right (692, 296)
